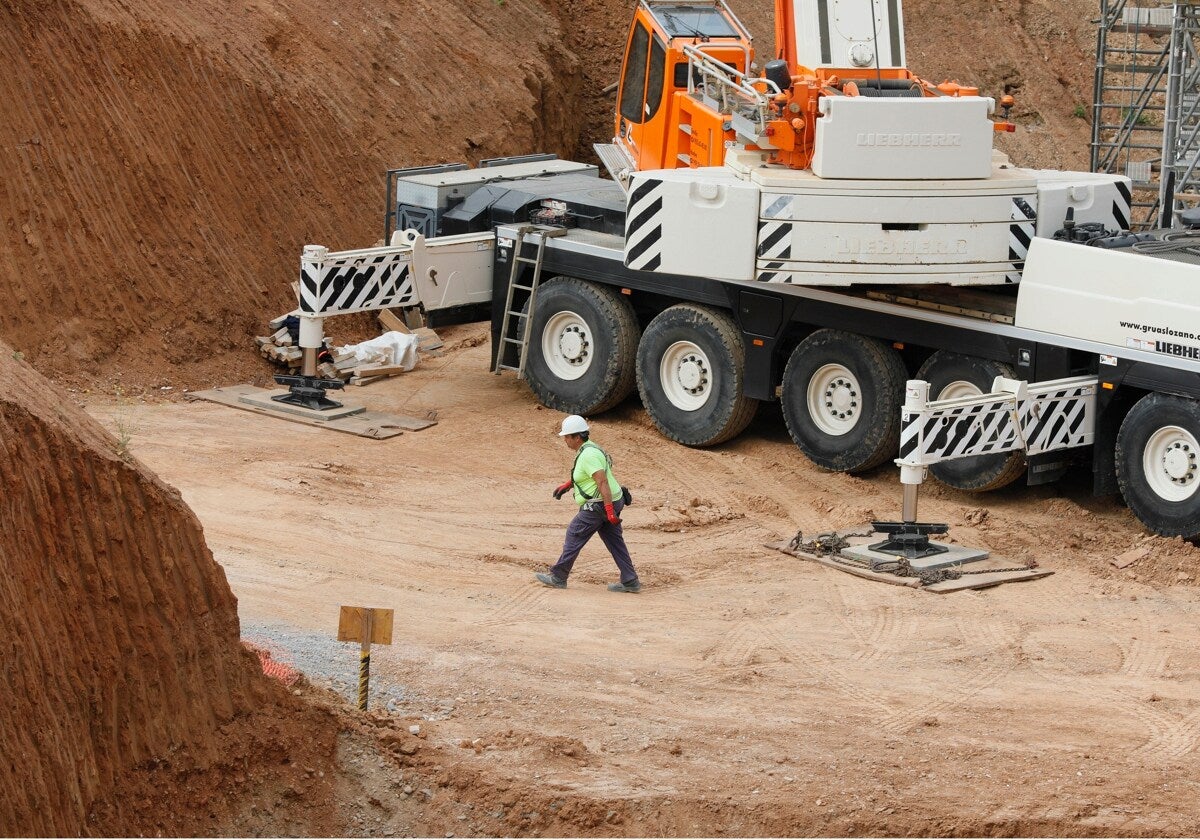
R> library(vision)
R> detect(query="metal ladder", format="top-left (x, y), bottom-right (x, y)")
top-left (493, 225), bottom-right (566, 378)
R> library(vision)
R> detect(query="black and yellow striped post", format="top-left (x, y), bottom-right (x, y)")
top-left (337, 605), bottom-right (394, 711)
top-left (357, 612), bottom-right (373, 710)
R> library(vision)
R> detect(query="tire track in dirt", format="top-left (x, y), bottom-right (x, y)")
top-left (1111, 637), bottom-right (1200, 761)
top-left (478, 584), bottom-right (549, 628)
top-left (755, 624), bottom-right (895, 717)
top-left (674, 621), bottom-right (778, 690)
top-left (819, 577), bottom-right (915, 663)
top-left (1113, 636), bottom-right (1170, 679)
top-left (1134, 707), bottom-right (1200, 760)
top-left (877, 618), bottom-right (1021, 734)
top-left (1024, 636), bottom-right (1191, 760)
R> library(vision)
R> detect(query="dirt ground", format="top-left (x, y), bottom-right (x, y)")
top-left (88, 322), bottom-right (1200, 836)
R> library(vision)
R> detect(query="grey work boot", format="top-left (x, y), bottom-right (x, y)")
top-left (536, 572), bottom-right (567, 589)
top-left (607, 579), bottom-right (641, 593)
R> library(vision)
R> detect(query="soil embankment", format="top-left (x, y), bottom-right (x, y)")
top-left (0, 0), bottom-right (583, 391)
top-left (2, 0), bottom-right (1096, 392)
top-left (0, 339), bottom-right (272, 833)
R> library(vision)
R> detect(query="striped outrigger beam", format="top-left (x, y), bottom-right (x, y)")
top-left (300, 248), bottom-right (418, 316)
top-left (898, 377), bottom-right (1097, 467)
top-left (899, 400), bottom-right (1022, 464)
top-left (1020, 384), bottom-right (1095, 455)
top-left (625, 177), bottom-right (666, 272)
top-left (1006, 196), bottom-right (1037, 284)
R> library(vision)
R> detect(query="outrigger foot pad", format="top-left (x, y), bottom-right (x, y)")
top-left (867, 520), bottom-right (950, 560)
top-left (272, 374), bottom-right (345, 412)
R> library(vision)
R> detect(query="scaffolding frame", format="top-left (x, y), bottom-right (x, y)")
top-left (1092, 0), bottom-right (1200, 227)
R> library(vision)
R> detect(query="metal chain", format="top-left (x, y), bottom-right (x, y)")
top-left (786, 529), bottom-right (851, 556)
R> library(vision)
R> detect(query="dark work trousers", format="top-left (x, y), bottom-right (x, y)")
top-left (550, 499), bottom-right (637, 584)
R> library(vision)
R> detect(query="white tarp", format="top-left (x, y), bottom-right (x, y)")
top-left (337, 331), bottom-right (420, 370)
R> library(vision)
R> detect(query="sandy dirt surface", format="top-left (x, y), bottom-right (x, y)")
top-left (89, 322), bottom-right (1200, 836)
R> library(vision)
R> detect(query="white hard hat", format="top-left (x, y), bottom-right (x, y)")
top-left (558, 414), bottom-right (589, 436)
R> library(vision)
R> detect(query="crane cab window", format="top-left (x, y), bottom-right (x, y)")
top-left (620, 24), bottom-right (668, 124)
top-left (619, 24), bottom-right (650, 123)
top-left (651, 5), bottom-right (738, 38)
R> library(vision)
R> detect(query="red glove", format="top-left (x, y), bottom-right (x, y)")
top-left (552, 482), bottom-right (572, 500)
top-left (604, 503), bottom-right (621, 525)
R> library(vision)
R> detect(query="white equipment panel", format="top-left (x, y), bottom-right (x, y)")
top-left (812, 97), bottom-right (996, 180)
top-left (1016, 237), bottom-right (1200, 360)
top-left (753, 168), bottom-right (1036, 286)
top-left (625, 168), bottom-right (760, 281)
top-left (790, 0), bottom-right (905, 68)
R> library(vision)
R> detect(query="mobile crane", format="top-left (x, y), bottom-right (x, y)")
top-left (290, 0), bottom-right (1200, 540)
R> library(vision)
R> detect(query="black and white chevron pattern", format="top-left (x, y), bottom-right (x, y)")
top-left (625, 177), bottom-right (666, 272)
top-left (899, 401), bottom-right (1021, 462)
top-left (757, 260), bottom-right (789, 283)
top-left (898, 379), bottom-right (1096, 465)
top-left (758, 195), bottom-right (793, 258)
top-left (1113, 181), bottom-right (1132, 231)
top-left (1006, 196), bottom-right (1037, 283)
top-left (756, 195), bottom-right (794, 281)
top-left (300, 251), bottom-right (417, 316)
top-left (1020, 385), bottom-right (1094, 455)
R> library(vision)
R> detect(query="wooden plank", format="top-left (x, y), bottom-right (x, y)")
top-left (378, 309), bottom-right (411, 334)
top-left (414, 327), bottom-right (443, 351)
top-left (353, 363), bottom-right (407, 377)
top-left (1112, 547), bottom-right (1149, 569)
top-left (349, 374), bottom-right (388, 386)
top-left (764, 540), bottom-right (922, 588)
top-left (765, 538), bottom-right (1051, 593)
top-left (924, 568), bottom-right (1054, 593)
top-left (186, 385), bottom-right (437, 437)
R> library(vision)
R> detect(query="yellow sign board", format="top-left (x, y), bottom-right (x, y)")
top-left (337, 606), bottom-right (394, 645)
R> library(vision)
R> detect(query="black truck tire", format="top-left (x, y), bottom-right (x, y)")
top-left (521, 277), bottom-right (639, 415)
top-left (1116, 392), bottom-right (1200, 539)
top-left (635, 304), bottom-right (758, 446)
top-left (913, 351), bottom-right (1027, 492)
top-left (781, 329), bottom-right (907, 473)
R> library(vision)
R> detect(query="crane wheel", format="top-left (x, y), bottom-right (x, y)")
top-left (635, 304), bottom-right (758, 447)
top-left (913, 351), bottom-right (1026, 492)
top-left (780, 329), bottom-right (907, 473)
top-left (1116, 392), bottom-right (1200, 539)
top-left (521, 278), bottom-right (639, 415)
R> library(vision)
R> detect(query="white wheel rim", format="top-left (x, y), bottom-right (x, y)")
top-left (541, 310), bottom-right (593, 381)
top-left (1142, 425), bottom-right (1200, 502)
top-left (807, 363), bottom-right (861, 436)
top-left (938, 379), bottom-right (983, 400)
top-left (659, 340), bottom-right (712, 411)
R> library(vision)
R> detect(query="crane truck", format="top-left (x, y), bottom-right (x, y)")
top-left (290, 0), bottom-right (1200, 540)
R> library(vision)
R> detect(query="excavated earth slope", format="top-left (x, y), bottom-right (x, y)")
top-left (0, 340), bottom-right (294, 835)
top-left (0, 0), bottom-right (583, 390)
top-left (3, 0), bottom-right (1097, 391)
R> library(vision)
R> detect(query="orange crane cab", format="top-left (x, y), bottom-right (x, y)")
top-left (612, 1), bottom-right (755, 171)
top-left (609, 0), bottom-right (999, 177)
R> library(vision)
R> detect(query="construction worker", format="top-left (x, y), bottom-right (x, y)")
top-left (536, 414), bottom-right (641, 593)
